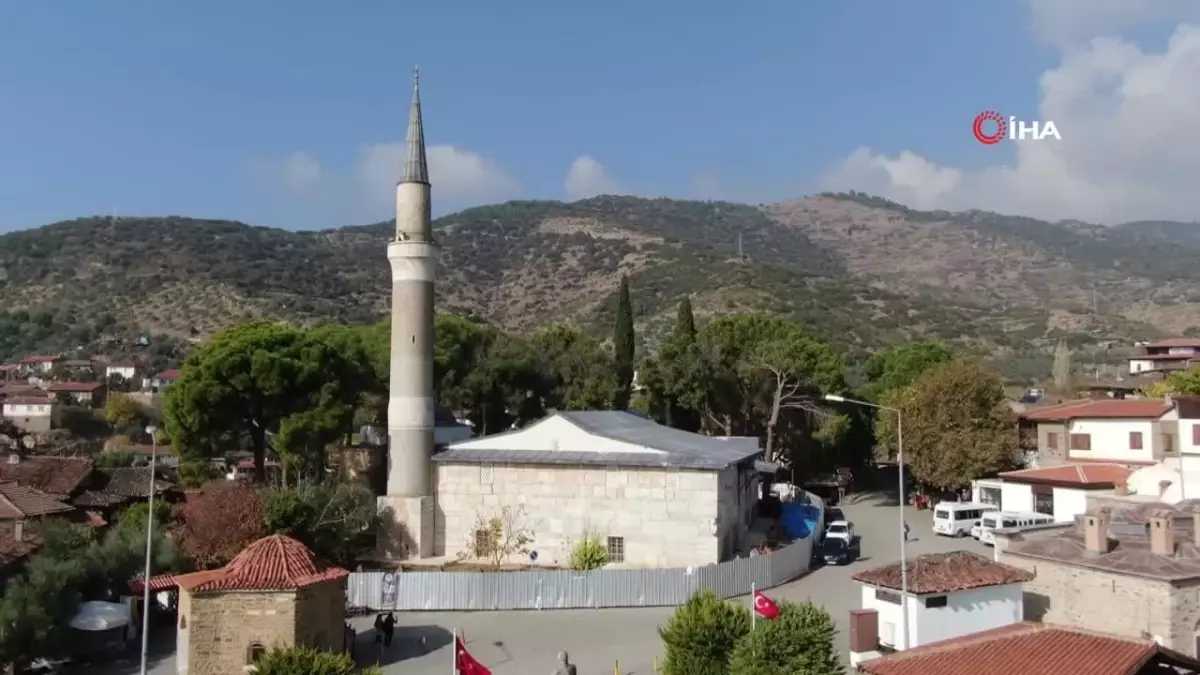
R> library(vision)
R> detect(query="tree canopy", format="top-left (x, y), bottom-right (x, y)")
top-left (729, 601), bottom-right (843, 675)
top-left (875, 359), bottom-right (1018, 490)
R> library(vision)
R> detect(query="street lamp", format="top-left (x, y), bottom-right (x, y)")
top-left (140, 423), bottom-right (158, 675)
top-left (824, 393), bottom-right (909, 651)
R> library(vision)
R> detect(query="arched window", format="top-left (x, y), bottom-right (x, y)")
top-left (246, 642), bottom-right (266, 665)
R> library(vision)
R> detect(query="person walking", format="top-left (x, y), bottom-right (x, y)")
top-left (903, 521), bottom-right (911, 542)
top-left (382, 611), bottom-right (396, 648)
top-left (373, 613), bottom-right (384, 646)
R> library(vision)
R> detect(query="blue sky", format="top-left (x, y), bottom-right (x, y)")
top-left (1, 1), bottom-right (1193, 232)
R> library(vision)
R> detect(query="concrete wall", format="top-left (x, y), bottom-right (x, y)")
top-left (435, 462), bottom-right (735, 568)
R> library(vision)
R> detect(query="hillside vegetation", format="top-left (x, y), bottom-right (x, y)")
top-left (2, 193), bottom-right (1198, 380)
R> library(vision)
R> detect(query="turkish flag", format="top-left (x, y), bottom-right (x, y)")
top-left (753, 589), bottom-right (780, 620)
top-left (455, 636), bottom-right (491, 675)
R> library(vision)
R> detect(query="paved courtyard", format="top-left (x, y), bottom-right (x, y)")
top-left (93, 492), bottom-right (991, 674)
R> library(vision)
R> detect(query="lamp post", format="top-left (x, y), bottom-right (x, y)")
top-left (140, 423), bottom-right (158, 675)
top-left (824, 394), bottom-right (909, 651)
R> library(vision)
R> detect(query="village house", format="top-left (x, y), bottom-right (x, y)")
top-left (851, 551), bottom-right (1031, 652)
top-left (167, 534), bottom-right (350, 675)
top-left (851, 620), bottom-right (1200, 675)
top-left (104, 360), bottom-right (140, 382)
top-left (0, 455), bottom-right (95, 500)
top-left (1021, 398), bottom-right (1176, 468)
top-left (47, 381), bottom-right (107, 408)
top-left (145, 368), bottom-right (181, 393)
top-left (60, 359), bottom-right (97, 375)
top-left (0, 364), bottom-right (20, 384)
top-left (0, 481), bottom-right (77, 584)
top-left (0, 395), bottom-right (59, 433)
top-left (994, 502), bottom-right (1200, 656)
top-left (433, 411), bottom-right (769, 568)
top-left (72, 466), bottom-right (178, 523)
top-left (20, 355), bottom-right (60, 375)
top-left (1129, 338), bottom-right (1200, 378)
top-left (974, 463), bottom-right (1134, 521)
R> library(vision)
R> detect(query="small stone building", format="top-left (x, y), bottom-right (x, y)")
top-left (434, 411), bottom-right (770, 568)
top-left (171, 534), bottom-right (349, 675)
top-left (996, 502), bottom-right (1200, 657)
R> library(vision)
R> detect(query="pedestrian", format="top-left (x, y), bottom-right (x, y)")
top-left (903, 521), bottom-right (910, 542)
top-left (552, 650), bottom-right (577, 675)
top-left (382, 611), bottom-right (396, 648)
top-left (373, 613), bottom-right (384, 646)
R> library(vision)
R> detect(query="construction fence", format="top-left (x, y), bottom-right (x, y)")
top-left (348, 498), bottom-right (822, 611)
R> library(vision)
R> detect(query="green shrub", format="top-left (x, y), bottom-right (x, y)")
top-left (568, 531), bottom-right (609, 570)
top-left (729, 601), bottom-right (842, 675)
top-left (658, 589), bottom-right (750, 675)
top-left (252, 645), bottom-right (379, 675)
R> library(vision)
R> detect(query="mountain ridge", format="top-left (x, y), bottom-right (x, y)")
top-left (3, 193), bottom-right (1198, 381)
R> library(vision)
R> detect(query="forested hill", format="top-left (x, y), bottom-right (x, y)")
top-left (3, 193), bottom-right (1200, 379)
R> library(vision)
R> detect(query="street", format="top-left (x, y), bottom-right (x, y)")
top-left (91, 492), bottom-right (991, 674)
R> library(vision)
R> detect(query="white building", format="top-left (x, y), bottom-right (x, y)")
top-left (852, 551), bottom-right (1031, 651)
top-left (1, 395), bottom-right (58, 433)
top-left (1022, 398), bottom-right (1176, 468)
top-left (105, 361), bottom-right (139, 382)
top-left (973, 463), bottom-right (1133, 522)
top-left (432, 411), bottom-right (770, 568)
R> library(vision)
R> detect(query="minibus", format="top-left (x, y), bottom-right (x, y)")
top-left (932, 501), bottom-right (999, 537)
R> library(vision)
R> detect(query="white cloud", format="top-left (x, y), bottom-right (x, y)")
top-left (564, 155), bottom-right (626, 201)
top-left (1028, 0), bottom-right (1200, 46)
top-left (825, 17), bottom-right (1200, 224)
top-left (356, 143), bottom-right (521, 209)
top-left (244, 151), bottom-right (324, 194)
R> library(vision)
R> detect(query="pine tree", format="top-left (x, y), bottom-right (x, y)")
top-left (659, 590), bottom-right (750, 675)
top-left (613, 276), bottom-right (635, 409)
top-left (729, 601), bottom-right (842, 675)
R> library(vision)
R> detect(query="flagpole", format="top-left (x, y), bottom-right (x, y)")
top-left (452, 627), bottom-right (457, 675)
top-left (751, 582), bottom-right (756, 630)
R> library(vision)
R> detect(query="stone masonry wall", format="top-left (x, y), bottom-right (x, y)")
top-left (185, 590), bottom-right (297, 675)
top-left (435, 463), bottom-right (721, 568)
top-left (999, 553), bottom-right (1177, 647)
top-left (294, 580), bottom-right (347, 651)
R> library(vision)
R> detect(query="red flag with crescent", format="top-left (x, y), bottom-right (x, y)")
top-left (456, 636), bottom-right (492, 675)
top-left (753, 589), bottom-right (780, 620)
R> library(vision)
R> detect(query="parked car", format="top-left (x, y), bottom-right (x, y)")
top-left (825, 520), bottom-right (855, 542)
top-left (819, 535), bottom-right (860, 566)
top-left (825, 507), bottom-right (845, 524)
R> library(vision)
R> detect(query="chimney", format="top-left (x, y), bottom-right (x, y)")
top-left (848, 609), bottom-right (880, 666)
top-left (1149, 510), bottom-right (1176, 556)
top-left (13, 521), bottom-right (23, 543)
top-left (1085, 508), bottom-right (1112, 553)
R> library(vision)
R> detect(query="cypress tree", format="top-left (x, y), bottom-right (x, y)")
top-left (674, 296), bottom-right (696, 345)
top-left (613, 276), bottom-right (635, 409)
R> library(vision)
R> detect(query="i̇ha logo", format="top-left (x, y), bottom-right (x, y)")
top-left (973, 110), bottom-right (1061, 145)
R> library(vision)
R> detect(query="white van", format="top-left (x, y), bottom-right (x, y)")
top-left (976, 511), bottom-right (1054, 545)
top-left (933, 502), bottom-right (999, 537)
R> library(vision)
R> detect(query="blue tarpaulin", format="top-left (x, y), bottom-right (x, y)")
top-left (780, 502), bottom-right (822, 540)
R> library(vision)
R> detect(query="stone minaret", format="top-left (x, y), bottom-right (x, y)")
top-left (379, 68), bottom-right (436, 560)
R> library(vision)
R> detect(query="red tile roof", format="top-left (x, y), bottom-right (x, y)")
top-left (47, 381), bottom-right (105, 393)
top-left (20, 355), bottom-right (59, 364)
top-left (0, 482), bottom-right (75, 518)
top-left (0, 457), bottom-right (94, 497)
top-left (2, 396), bottom-right (53, 406)
top-left (1021, 399), bottom-right (1172, 421)
top-left (130, 573), bottom-right (181, 594)
top-left (856, 623), bottom-right (1180, 675)
top-left (174, 534), bottom-right (348, 593)
top-left (155, 369), bottom-right (182, 380)
top-left (999, 462), bottom-right (1134, 488)
top-left (0, 530), bottom-right (39, 569)
top-left (852, 551), bottom-right (1034, 594)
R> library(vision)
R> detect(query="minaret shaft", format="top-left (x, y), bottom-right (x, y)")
top-left (379, 68), bottom-right (437, 558)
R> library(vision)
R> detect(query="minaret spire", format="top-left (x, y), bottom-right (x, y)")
top-left (401, 66), bottom-right (429, 185)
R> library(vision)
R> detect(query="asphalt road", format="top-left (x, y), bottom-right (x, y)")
top-left (90, 492), bottom-right (992, 675)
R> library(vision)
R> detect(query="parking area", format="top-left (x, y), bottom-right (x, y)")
top-left (92, 492), bottom-right (993, 674)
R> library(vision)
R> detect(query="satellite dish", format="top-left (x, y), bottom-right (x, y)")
top-left (21, 436), bottom-right (36, 450)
